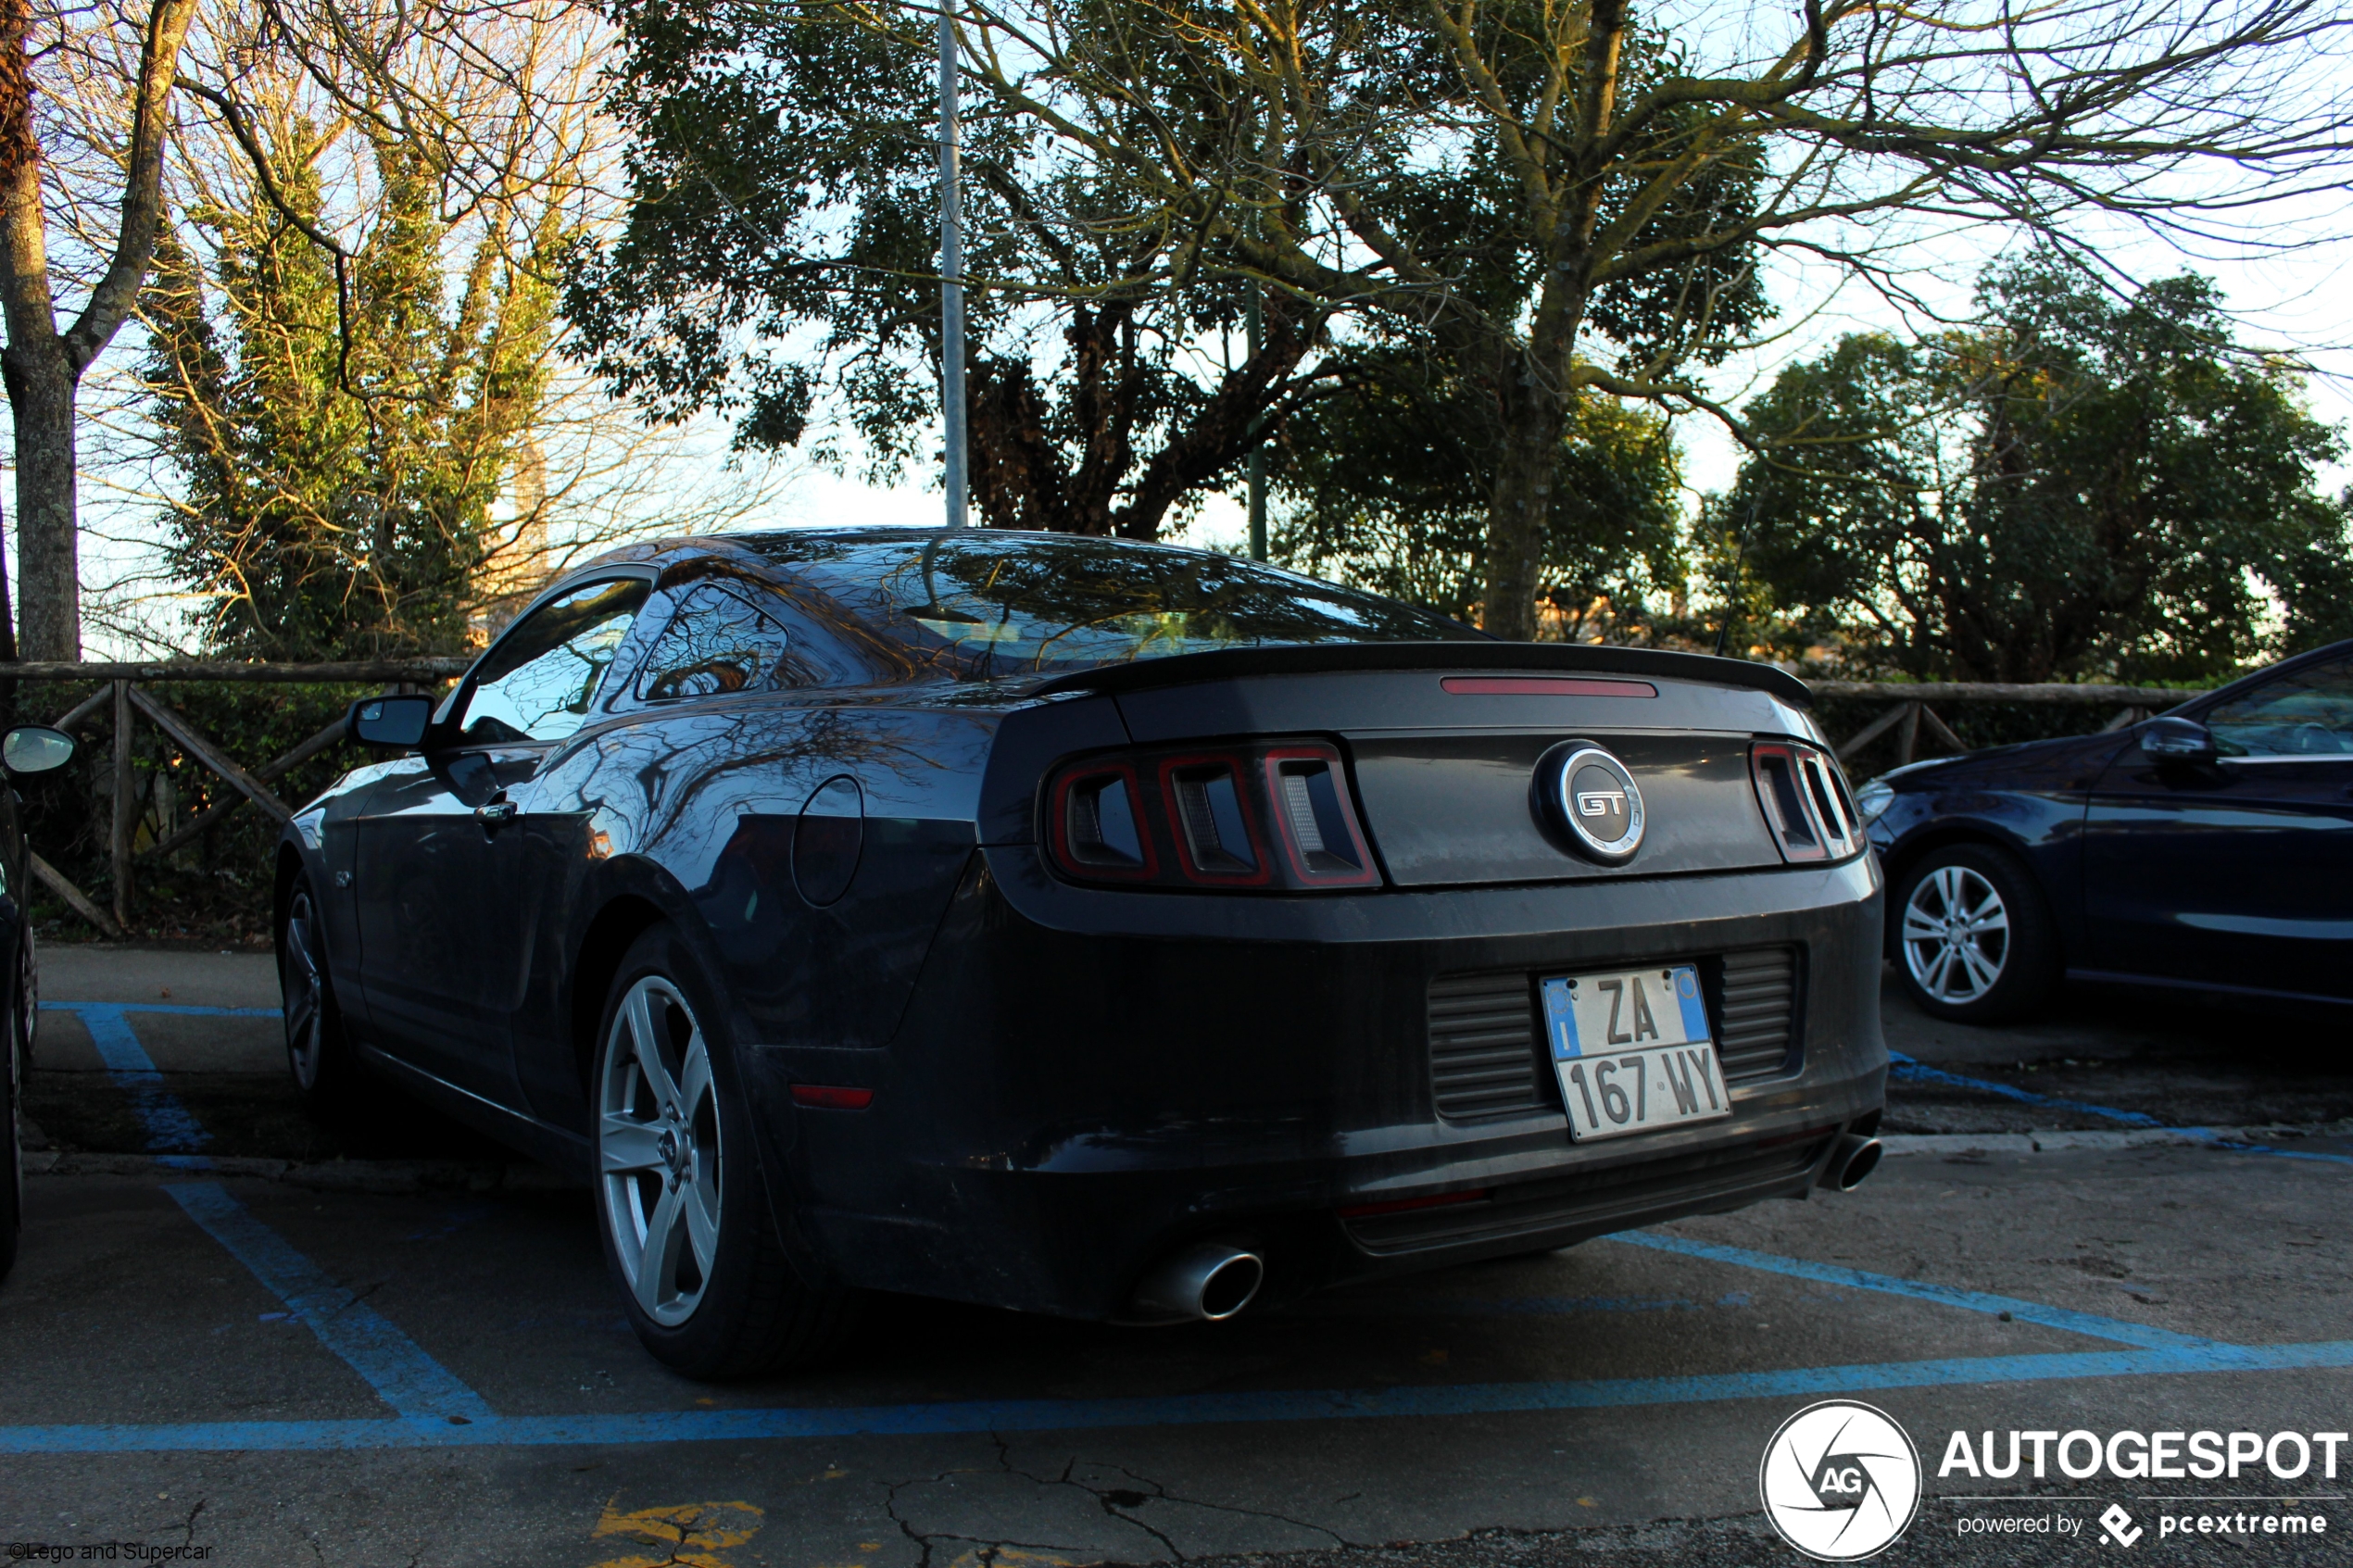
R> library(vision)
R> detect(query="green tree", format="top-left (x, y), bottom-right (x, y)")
top-left (1711, 256), bottom-right (2353, 684)
top-left (1269, 356), bottom-right (1687, 636)
top-left (573, 0), bottom-right (2351, 642)
top-left (142, 113), bottom-right (562, 659)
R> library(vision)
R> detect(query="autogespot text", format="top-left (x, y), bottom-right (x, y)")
top-left (1938, 1428), bottom-right (2349, 1480)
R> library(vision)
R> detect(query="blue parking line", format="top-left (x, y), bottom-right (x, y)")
top-left (1887, 1051), bottom-right (2164, 1127)
top-left (1888, 1051), bottom-right (2353, 1167)
top-left (164, 1183), bottom-right (493, 1426)
top-left (39, 1003), bottom-right (212, 1158)
top-left (41, 1001), bottom-right (281, 1019)
top-left (1606, 1233), bottom-right (2216, 1349)
top-left (3, 1337), bottom-right (2348, 1454)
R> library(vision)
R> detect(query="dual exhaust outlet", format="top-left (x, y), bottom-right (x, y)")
top-left (1820, 1131), bottom-right (1883, 1192)
top-left (1129, 1241), bottom-right (1265, 1323)
top-left (1127, 1131), bottom-right (1879, 1322)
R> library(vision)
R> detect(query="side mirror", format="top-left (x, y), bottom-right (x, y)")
top-left (2139, 716), bottom-right (2218, 763)
top-left (1, 725), bottom-right (76, 776)
top-left (346, 694), bottom-right (435, 750)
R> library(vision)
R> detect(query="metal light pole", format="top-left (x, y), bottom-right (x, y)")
top-left (937, 5), bottom-right (969, 528)
top-left (1245, 282), bottom-right (1266, 560)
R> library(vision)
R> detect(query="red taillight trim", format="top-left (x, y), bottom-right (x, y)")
top-left (1049, 762), bottom-right (1160, 881)
top-left (1156, 752), bottom-right (1275, 886)
top-left (1337, 1187), bottom-right (1493, 1220)
top-left (790, 1085), bottom-right (875, 1110)
top-left (1440, 676), bottom-right (1657, 698)
top-left (1261, 744), bottom-right (1379, 887)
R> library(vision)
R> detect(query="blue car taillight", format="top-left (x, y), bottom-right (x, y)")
top-left (1046, 740), bottom-right (1379, 891)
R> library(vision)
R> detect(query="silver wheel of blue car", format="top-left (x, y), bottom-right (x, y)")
top-left (598, 974), bottom-right (724, 1328)
top-left (279, 876), bottom-right (361, 1115)
top-left (283, 888), bottom-right (326, 1089)
top-left (1902, 864), bottom-right (2008, 1005)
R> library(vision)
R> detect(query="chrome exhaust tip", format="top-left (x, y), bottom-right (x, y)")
top-left (1820, 1132), bottom-right (1883, 1192)
top-left (1129, 1243), bottom-right (1265, 1323)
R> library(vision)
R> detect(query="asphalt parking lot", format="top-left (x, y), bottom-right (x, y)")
top-left (4, 947), bottom-right (2349, 1566)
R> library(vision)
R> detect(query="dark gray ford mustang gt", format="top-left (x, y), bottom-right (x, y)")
top-left (277, 529), bottom-right (1887, 1376)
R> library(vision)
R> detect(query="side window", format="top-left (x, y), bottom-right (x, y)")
top-left (2204, 656), bottom-right (2353, 757)
top-left (634, 582), bottom-right (813, 702)
top-left (460, 578), bottom-right (650, 744)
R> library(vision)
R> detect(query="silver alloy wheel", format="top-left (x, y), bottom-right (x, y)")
top-left (598, 975), bottom-right (724, 1327)
top-left (282, 889), bottom-right (326, 1089)
top-left (1902, 864), bottom-right (2010, 1004)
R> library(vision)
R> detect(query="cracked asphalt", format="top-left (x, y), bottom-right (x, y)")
top-left (1, 947), bottom-right (2348, 1567)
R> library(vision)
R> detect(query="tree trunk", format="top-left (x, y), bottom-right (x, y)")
top-left (1479, 340), bottom-right (1574, 641)
top-left (4, 339), bottom-right (78, 659)
top-left (0, 0), bottom-right (199, 660)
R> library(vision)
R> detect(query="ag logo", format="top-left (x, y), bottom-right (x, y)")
top-left (1759, 1399), bottom-right (1921, 1561)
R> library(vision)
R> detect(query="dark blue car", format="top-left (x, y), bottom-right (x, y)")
top-left (1860, 639), bottom-right (2353, 1022)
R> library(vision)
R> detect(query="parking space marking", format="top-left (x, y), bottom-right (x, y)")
top-left (1888, 1051), bottom-right (2353, 1167)
top-left (1605, 1233), bottom-right (2218, 1348)
top-left (39, 1003), bottom-right (215, 1158)
top-left (40, 1002), bottom-right (280, 1020)
top-left (6, 1201), bottom-right (2351, 1455)
top-left (163, 1181), bottom-right (495, 1426)
top-left (3, 1337), bottom-right (2350, 1454)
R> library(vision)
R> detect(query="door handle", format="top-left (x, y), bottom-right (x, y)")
top-left (474, 799), bottom-right (519, 827)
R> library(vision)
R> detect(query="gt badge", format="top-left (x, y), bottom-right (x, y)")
top-left (1541, 743), bottom-right (1645, 864)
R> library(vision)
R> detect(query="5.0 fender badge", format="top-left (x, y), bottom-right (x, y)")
top-left (1539, 742), bottom-right (1645, 864)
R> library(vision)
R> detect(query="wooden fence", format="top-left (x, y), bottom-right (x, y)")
top-left (0, 662), bottom-right (2196, 939)
top-left (1, 659), bottom-right (469, 938)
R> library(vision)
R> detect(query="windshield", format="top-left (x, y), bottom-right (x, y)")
top-left (730, 531), bottom-right (1479, 679)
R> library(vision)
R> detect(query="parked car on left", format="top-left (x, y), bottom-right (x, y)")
top-left (1, 723), bottom-right (80, 1281)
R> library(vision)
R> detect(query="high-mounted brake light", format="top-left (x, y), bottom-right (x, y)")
top-left (1750, 740), bottom-right (1863, 862)
top-left (1044, 739), bottom-right (1382, 893)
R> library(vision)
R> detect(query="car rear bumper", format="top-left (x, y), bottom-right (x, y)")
top-left (747, 847), bottom-right (1886, 1320)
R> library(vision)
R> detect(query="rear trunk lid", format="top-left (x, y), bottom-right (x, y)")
top-left (1039, 646), bottom-right (1818, 888)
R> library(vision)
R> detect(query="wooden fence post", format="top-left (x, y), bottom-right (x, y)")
top-left (110, 680), bottom-right (134, 933)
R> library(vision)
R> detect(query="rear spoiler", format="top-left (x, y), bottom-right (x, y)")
top-left (1027, 641), bottom-right (1812, 707)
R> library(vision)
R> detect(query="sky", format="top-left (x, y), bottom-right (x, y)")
top-left (774, 213), bottom-right (2353, 558)
top-left (24, 0), bottom-right (2353, 654)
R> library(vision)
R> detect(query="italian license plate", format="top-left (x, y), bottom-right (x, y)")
top-left (1541, 964), bottom-right (1731, 1142)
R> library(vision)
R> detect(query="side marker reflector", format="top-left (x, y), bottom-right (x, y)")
top-left (791, 1085), bottom-right (875, 1110)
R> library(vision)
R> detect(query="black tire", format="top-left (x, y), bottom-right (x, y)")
top-left (590, 923), bottom-right (853, 1379)
top-left (280, 876), bottom-right (364, 1116)
top-left (3, 925), bottom-right (30, 1280)
top-left (1891, 843), bottom-right (2058, 1023)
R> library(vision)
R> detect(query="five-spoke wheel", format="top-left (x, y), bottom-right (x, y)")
top-left (279, 877), bottom-right (360, 1113)
top-left (1891, 844), bottom-right (2056, 1022)
top-left (589, 925), bottom-right (853, 1377)
top-left (598, 974), bottom-right (724, 1327)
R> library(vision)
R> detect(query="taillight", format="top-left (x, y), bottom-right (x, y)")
top-left (1159, 755), bottom-right (1271, 884)
top-left (1750, 739), bottom-right (1863, 862)
top-left (1263, 746), bottom-right (1377, 885)
top-left (1045, 740), bottom-right (1380, 891)
top-left (1052, 762), bottom-right (1157, 880)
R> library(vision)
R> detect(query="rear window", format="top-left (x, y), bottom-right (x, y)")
top-left (731, 531), bottom-right (1478, 678)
